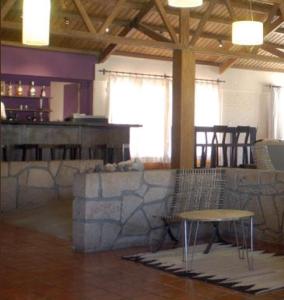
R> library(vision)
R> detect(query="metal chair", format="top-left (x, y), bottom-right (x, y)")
top-left (159, 168), bottom-right (254, 271)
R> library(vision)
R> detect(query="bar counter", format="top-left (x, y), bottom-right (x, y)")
top-left (1, 120), bottom-right (140, 146)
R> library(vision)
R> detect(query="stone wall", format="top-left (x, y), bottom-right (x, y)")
top-left (0, 160), bottom-right (102, 212)
top-left (73, 168), bottom-right (284, 253)
top-left (73, 170), bottom-right (176, 252)
top-left (224, 168), bottom-right (284, 244)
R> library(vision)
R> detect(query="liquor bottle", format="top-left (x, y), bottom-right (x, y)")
top-left (16, 81), bottom-right (23, 96)
top-left (32, 112), bottom-right (37, 122)
top-left (29, 81), bottom-right (36, 97)
top-left (41, 85), bottom-right (46, 97)
top-left (7, 82), bottom-right (13, 96)
top-left (1, 81), bottom-right (5, 96)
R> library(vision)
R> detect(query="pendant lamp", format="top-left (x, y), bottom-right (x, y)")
top-left (232, 0), bottom-right (263, 46)
top-left (232, 21), bottom-right (263, 45)
top-left (168, 0), bottom-right (203, 8)
top-left (22, 0), bottom-right (51, 46)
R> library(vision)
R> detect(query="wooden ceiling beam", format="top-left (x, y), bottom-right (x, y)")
top-left (2, 21), bottom-right (284, 65)
top-left (223, 0), bottom-right (237, 20)
top-left (98, 0), bottom-right (126, 34)
top-left (261, 44), bottom-right (284, 57)
top-left (219, 57), bottom-right (238, 74)
top-left (98, 1), bottom-right (154, 63)
top-left (179, 8), bottom-right (190, 46)
top-left (280, 1), bottom-right (284, 18)
top-left (134, 23), bottom-right (172, 42)
top-left (192, 46), bottom-right (284, 64)
top-left (1, 0), bottom-right (16, 21)
top-left (72, 0), bottom-right (96, 33)
top-left (153, 0), bottom-right (178, 44)
top-left (190, 0), bottom-right (218, 46)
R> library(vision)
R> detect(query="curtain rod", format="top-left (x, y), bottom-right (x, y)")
top-left (267, 84), bottom-right (284, 88)
top-left (98, 69), bottom-right (225, 83)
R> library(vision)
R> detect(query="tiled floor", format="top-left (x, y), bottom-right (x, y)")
top-left (0, 222), bottom-right (283, 300)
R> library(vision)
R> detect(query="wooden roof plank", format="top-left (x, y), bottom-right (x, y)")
top-left (98, 0), bottom-right (127, 34)
top-left (72, 0), bottom-right (97, 33)
top-left (223, 0), bottom-right (237, 20)
top-left (261, 44), bottom-right (284, 57)
top-left (135, 23), bottom-right (172, 42)
top-left (98, 1), bottom-right (155, 63)
top-left (1, 0), bottom-right (16, 21)
top-left (190, 0), bottom-right (218, 46)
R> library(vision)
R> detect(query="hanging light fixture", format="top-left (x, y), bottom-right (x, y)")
top-left (232, 0), bottom-right (263, 45)
top-left (232, 21), bottom-right (263, 45)
top-left (22, 0), bottom-right (51, 46)
top-left (168, 0), bottom-right (203, 8)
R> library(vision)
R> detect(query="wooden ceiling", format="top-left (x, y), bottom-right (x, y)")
top-left (1, 0), bottom-right (284, 73)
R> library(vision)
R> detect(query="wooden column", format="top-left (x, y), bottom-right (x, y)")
top-left (171, 48), bottom-right (195, 169)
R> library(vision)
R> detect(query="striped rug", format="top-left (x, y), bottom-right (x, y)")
top-left (123, 243), bottom-right (284, 294)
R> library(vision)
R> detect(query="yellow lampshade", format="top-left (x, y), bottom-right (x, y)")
top-left (22, 0), bottom-right (51, 46)
top-left (168, 0), bottom-right (203, 8)
top-left (232, 21), bottom-right (263, 45)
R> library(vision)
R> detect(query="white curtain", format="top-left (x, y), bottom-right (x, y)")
top-left (269, 87), bottom-right (284, 139)
top-left (195, 81), bottom-right (222, 126)
top-left (108, 75), bottom-right (172, 162)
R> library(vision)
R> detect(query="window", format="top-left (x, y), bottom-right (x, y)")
top-left (108, 75), bottom-right (172, 163)
top-left (107, 74), bottom-right (222, 163)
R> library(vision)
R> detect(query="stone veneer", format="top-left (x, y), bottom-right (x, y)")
top-left (224, 168), bottom-right (284, 244)
top-left (73, 170), bottom-right (176, 252)
top-left (73, 168), bottom-right (284, 252)
top-left (0, 160), bottom-right (102, 212)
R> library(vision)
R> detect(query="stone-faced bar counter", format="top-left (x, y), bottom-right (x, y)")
top-left (1, 121), bottom-right (140, 161)
top-left (73, 169), bottom-right (284, 252)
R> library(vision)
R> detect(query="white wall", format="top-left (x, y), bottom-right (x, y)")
top-left (50, 82), bottom-right (64, 121)
top-left (93, 55), bottom-right (284, 139)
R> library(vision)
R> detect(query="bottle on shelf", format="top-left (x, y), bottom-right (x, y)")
top-left (32, 112), bottom-right (37, 122)
top-left (39, 98), bottom-right (43, 110)
top-left (1, 81), bottom-right (5, 96)
top-left (29, 81), bottom-right (36, 97)
top-left (41, 85), bottom-right (46, 97)
top-left (7, 82), bottom-right (13, 96)
top-left (16, 81), bottom-right (23, 96)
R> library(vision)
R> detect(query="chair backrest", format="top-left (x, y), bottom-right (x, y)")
top-left (170, 168), bottom-right (225, 216)
top-left (253, 140), bottom-right (284, 170)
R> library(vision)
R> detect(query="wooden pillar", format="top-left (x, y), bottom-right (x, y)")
top-left (171, 48), bottom-right (195, 169)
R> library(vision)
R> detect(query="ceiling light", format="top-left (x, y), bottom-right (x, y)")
top-left (232, 0), bottom-right (263, 46)
top-left (168, 0), bottom-right (203, 8)
top-left (22, 0), bottom-right (51, 46)
top-left (232, 21), bottom-right (263, 45)
top-left (218, 40), bottom-right (224, 48)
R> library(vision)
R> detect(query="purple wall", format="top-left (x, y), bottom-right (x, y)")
top-left (1, 46), bottom-right (96, 81)
top-left (1, 46), bottom-right (96, 117)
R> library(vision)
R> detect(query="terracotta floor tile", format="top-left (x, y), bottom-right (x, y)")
top-left (0, 222), bottom-right (284, 300)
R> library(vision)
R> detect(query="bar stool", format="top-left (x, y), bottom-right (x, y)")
top-left (1, 145), bottom-right (7, 161)
top-left (88, 144), bottom-right (108, 163)
top-left (63, 144), bottom-right (81, 160)
top-left (14, 144), bottom-right (40, 161)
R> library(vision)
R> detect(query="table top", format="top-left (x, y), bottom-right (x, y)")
top-left (178, 209), bottom-right (254, 222)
